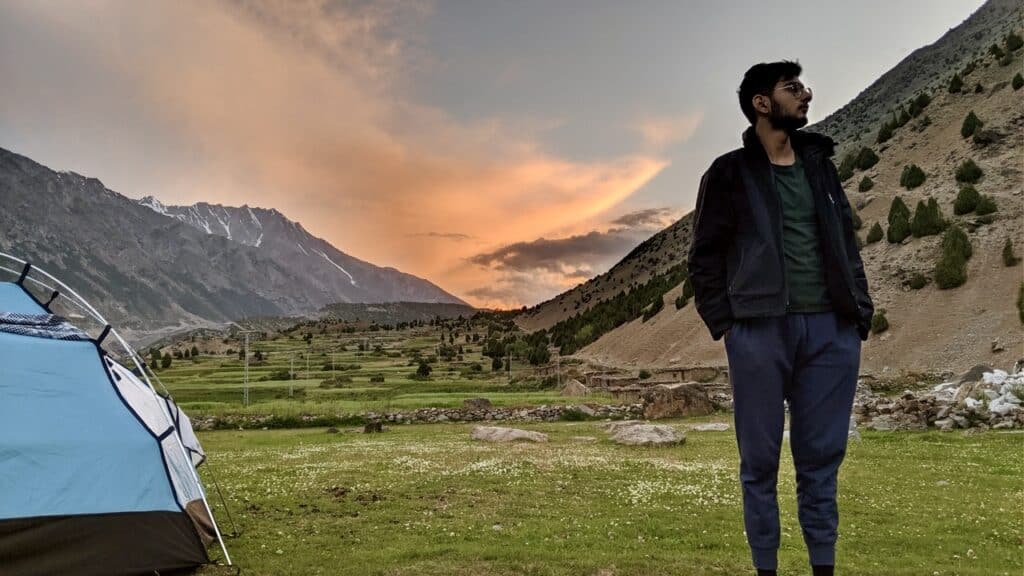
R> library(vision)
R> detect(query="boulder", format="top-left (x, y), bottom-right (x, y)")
top-left (601, 420), bottom-right (646, 434)
top-left (609, 424), bottom-right (686, 446)
top-left (641, 382), bottom-right (713, 420)
top-left (470, 426), bottom-right (548, 443)
top-left (462, 397), bottom-right (493, 410)
top-left (560, 379), bottom-right (590, 396)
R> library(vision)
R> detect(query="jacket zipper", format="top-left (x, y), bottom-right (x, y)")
top-left (770, 163), bottom-right (789, 311)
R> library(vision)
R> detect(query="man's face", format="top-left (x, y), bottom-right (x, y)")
top-left (765, 77), bottom-right (812, 131)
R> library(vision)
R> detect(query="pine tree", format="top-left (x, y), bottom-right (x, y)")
top-left (948, 74), bottom-right (963, 93)
top-left (953, 184), bottom-right (981, 215)
top-left (870, 310), bottom-right (889, 334)
top-left (960, 111), bottom-right (983, 138)
top-left (911, 198), bottom-right (946, 237)
top-left (876, 120), bottom-right (894, 144)
top-left (899, 164), bottom-right (926, 190)
top-left (1007, 31), bottom-right (1024, 52)
top-left (975, 195), bottom-right (997, 216)
top-left (855, 147), bottom-right (879, 170)
top-left (1003, 238), bottom-right (1020, 267)
top-left (954, 159), bottom-right (983, 184)
top-left (866, 222), bottom-right (884, 244)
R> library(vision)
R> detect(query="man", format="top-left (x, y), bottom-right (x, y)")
top-left (688, 61), bottom-right (874, 576)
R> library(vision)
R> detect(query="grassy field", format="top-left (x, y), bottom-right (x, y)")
top-left (195, 418), bottom-right (1024, 576)
top-left (153, 323), bottom-right (617, 421)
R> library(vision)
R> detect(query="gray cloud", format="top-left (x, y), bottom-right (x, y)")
top-left (468, 228), bottom-right (647, 274)
top-left (609, 207), bottom-right (675, 229)
top-left (408, 231), bottom-right (475, 241)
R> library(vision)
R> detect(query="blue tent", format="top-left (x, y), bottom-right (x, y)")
top-left (0, 259), bottom-right (230, 575)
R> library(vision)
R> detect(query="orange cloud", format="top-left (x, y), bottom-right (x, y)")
top-left (16, 1), bottom-right (670, 308)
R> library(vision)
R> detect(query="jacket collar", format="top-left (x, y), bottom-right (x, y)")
top-left (741, 126), bottom-right (836, 160)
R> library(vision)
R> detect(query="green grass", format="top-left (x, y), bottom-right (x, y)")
top-left (196, 421), bottom-right (1024, 575)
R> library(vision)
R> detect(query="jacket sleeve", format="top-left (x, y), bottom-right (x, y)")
top-left (688, 160), bottom-right (735, 341)
top-left (831, 161), bottom-right (875, 340)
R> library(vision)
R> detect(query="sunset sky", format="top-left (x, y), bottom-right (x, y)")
top-left (0, 0), bottom-right (984, 308)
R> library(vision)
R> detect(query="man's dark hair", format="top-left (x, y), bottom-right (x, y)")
top-left (738, 60), bottom-right (802, 125)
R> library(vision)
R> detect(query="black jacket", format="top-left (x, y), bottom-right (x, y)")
top-left (688, 126), bottom-right (874, 341)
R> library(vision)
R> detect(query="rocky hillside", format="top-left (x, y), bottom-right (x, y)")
top-left (139, 197), bottom-right (467, 308)
top-left (517, 4), bottom-right (1023, 375)
top-left (0, 148), bottom-right (464, 338)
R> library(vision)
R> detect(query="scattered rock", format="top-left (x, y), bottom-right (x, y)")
top-left (560, 379), bottom-right (590, 396)
top-left (991, 339), bottom-right (1005, 353)
top-left (641, 382), bottom-right (713, 420)
top-left (609, 423), bottom-right (686, 446)
top-left (691, 422), bottom-right (730, 432)
top-left (325, 427), bottom-right (339, 434)
top-left (462, 397), bottom-right (493, 410)
top-left (470, 426), bottom-right (548, 443)
top-left (363, 421), bottom-right (384, 433)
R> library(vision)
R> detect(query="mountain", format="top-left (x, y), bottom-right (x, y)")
top-left (0, 148), bottom-right (466, 339)
top-left (517, 2), bottom-right (1023, 375)
top-left (138, 197), bottom-right (467, 308)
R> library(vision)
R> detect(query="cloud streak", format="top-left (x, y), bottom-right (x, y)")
top-left (0, 0), bottom-right (669, 308)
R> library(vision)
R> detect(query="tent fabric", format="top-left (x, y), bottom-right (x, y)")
top-left (0, 282), bottom-right (47, 314)
top-left (0, 281), bottom-right (215, 574)
top-left (0, 312), bottom-right (90, 341)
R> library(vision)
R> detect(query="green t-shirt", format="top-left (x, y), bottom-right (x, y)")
top-left (772, 157), bottom-right (832, 313)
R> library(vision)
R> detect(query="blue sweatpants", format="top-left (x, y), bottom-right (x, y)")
top-left (723, 311), bottom-right (861, 571)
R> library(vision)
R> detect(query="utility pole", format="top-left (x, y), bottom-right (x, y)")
top-left (237, 330), bottom-right (258, 406)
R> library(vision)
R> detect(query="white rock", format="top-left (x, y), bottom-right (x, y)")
top-left (609, 424), bottom-right (686, 446)
top-left (691, 423), bottom-right (730, 432)
top-left (470, 426), bottom-right (548, 443)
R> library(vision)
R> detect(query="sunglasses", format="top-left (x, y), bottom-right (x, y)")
top-left (775, 81), bottom-right (812, 98)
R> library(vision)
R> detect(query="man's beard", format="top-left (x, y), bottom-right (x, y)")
top-left (767, 98), bottom-right (808, 132)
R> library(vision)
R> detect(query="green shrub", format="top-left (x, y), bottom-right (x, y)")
top-left (914, 93), bottom-right (931, 109)
top-left (1013, 73), bottom-right (1024, 90)
top-left (876, 120), bottom-right (894, 144)
top-left (866, 222), bottom-right (884, 244)
top-left (942, 224), bottom-right (973, 260)
top-left (837, 153), bottom-right (856, 182)
top-left (911, 198), bottom-right (946, 237)
top-left (954, 159), bottom-right (983, 183)
top-left (855, 147), bottom-right (879, 170)
top-left (870, 310), bottom-right (889, 334)
top-left (559, 408), bottom-right (590, 422)
top-left (907, 273), bottom-right (928, 290)
top-left (674, 278), bottom-right (694, 309)
top-left (934, 252), bottom-right (967, 289)
top-left (973, 83), bottom-right (984, 94)
top-left (899, 164), bottom-right (926, 190)
top-left (638, 369), bottom-right (652, 380)
top-left (887, 197), bottom-right (912, 243)
top-left (369, 374), bottom-right (385, 382)
top-left (851, 207), bottom-right (863, 230)
top-left (1003, 238), bottom-right (1020, 267)
top-left (935, 226), bottom-right (971, 289)
top-left (896, 107), bottom-right (911, 127)
top-left (953, 184), bottom-right (981, 215)
top-left (975, 195), bottom-right (997, 216)
top-left (858, 176), bottom-right (874, 192)
top-left (961, 111), bottom-right (983, 138)
top-left (1007, 32), bottom-right (1024, 52)
top-left (989, 43), bottom-right (1005, 59)
top-left (948, 74), bottom-right (963, 93)
top-left (641, 295), bottom-right (664, 322)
